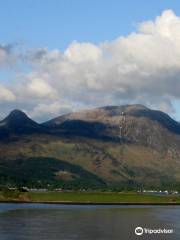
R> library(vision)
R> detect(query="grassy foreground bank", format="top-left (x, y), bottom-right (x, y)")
top-left (0, 191), bottom-right (180, 204)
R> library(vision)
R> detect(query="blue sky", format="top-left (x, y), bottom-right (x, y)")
top-left (0, 0), bottom-right (180, 121)
top-left (1, 0), bottom-right (180, 50)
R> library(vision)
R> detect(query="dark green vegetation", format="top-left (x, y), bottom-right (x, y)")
top-left (0, 104), bottom-right (180, 190)
top-left (0, 187), bottom-right (22, 200)
top-left (0, 157), bottom-right (105, 189)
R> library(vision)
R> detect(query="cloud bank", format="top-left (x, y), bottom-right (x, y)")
top-left (0, 9), bottom-right (180, 121)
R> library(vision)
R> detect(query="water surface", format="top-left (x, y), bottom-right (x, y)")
top-left (0, 203), bottom-right (179, 240)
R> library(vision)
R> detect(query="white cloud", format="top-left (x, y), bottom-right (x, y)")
top-left (0, 44), bottom-right (17, 67)
top-left (30, 102), bottom-right (71, 120)
top-left (64, 41), bottom-right (102, 63)
top-left (1, 9), bottom-right (180, 120)
top-left (0, 84), bottom-right (16, 101)
top-left (0, 48), bottom-right (8, 64)
top-left (27, 76), bottom-right (57, 99)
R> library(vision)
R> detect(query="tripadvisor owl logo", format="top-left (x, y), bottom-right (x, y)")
top-left (135, 227), bottom-right (143, 236)
top-left (134, 226), bottom-right (173, 236)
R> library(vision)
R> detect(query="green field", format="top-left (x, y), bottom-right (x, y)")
top-left (0, 190), bottom-right (180, 204)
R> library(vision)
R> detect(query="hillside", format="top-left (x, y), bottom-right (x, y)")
top-left (0, 157), bottom-right (105, 189)
top-left (0, 104), bottom-right (180, 190)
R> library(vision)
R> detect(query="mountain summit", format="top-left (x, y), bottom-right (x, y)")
top-left (0, 109), bottom-right (41, 137)
top-left (43, 104), bottom-right (180, 150)
top-left (3, 109), bottom-right (35, 125)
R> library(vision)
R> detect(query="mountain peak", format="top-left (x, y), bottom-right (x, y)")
top-left (124, 104), bottom-right (148, 111)
top-left (7, 109), bottom-right (28, 121)
top-left (101, 104), bottom-right (147, 111)
top-left (0, 109), bottom-right (39, 134)
top-left (100, 104), bottom-right (148, 114)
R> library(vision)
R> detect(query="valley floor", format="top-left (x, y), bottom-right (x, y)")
top-left (0, 191), bottom-right (180, 204)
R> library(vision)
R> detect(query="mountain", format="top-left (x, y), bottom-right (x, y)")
top-left (44, 104), bottom-right (149, 125)
top-left (44, 104), bottom-right (180, 151)
top-left (0, 104), bottom-right (180, 190)
top-left (0, 110), bottom-right (44, 139)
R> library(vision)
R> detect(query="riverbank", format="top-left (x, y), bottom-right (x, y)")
top-left (0, 191), bottom-right (180, 204)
